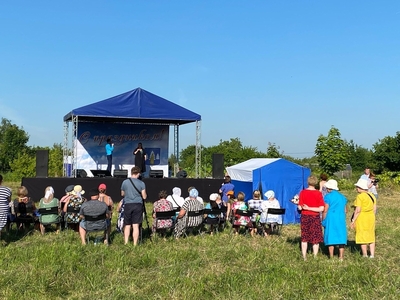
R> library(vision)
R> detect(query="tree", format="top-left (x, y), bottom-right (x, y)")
top-left (0, 118), bottom-right (30, 172)
top-left (372, 132), bottom-right (400, 172)
top-left (266, 142), bottom-right (282, 158)
top-left (346, 140), bottom-right (373, 172)
top-left (314, 126), bottom-right (349, 176)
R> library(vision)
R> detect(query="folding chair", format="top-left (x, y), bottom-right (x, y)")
top-left (265, 208), bottom-right (285, 235)
top-left (203, 208), bottom-right (223, 234)
top-left (84, 212), bottom-right (109, 245)
top-left (38, 206), bottom-right (61, 234)
top-left (232, 209), bottom-right (253, 235)
top-left (153, 210), bottom-right (176, 237)
top-left (11, 202), bottom-right (36, 232)
top-left (65, 205), bottom-right (81, 230)
top-left (183, 209), bottom-right (204, 237)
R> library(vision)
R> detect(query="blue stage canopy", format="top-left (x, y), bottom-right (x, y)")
top-left (63, 87), bottom-right (201, 125)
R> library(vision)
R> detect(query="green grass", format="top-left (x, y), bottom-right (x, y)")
top-left (0, 187), bottom-right (399, 299)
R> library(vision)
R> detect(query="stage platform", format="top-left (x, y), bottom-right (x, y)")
top-left (22, 177), bottom-right (223, 203)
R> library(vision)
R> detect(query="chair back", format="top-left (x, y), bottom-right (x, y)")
top-left (267, 208), bottom-right (286, 215)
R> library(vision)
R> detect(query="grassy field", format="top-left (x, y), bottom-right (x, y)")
top-left (0, 183), bottom-right (399, 299)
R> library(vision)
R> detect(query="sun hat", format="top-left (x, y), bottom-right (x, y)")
top-left (189, 188), bottom-right (199, 198)
top-left (355, 179), bottom-right (368, 190)
top-left (209, 193), bottom-right (219, 201)
top-left (264, 190), bottom-right (275, 200)
top-left (65, 185), bottom-right (74, 194)
top-left (98, 183), bottom-right (106, 190)
top-left (325, 179), bottom-right (339, 191)
top-left (72, 185), bottom-right (85, 195)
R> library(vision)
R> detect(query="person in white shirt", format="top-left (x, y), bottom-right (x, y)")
top-left (166, 187), bottom-right (185, 209)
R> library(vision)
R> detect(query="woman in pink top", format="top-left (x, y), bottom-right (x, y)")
top-left (298, 175), bottom-right (325, 260)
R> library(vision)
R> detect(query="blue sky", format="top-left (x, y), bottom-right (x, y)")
top-left (1, 1), bottom-right (399, 158)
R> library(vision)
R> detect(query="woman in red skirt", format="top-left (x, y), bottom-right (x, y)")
top-left (298, 175), bottom-right (325, 260)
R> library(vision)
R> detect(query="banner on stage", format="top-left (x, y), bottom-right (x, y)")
top-left (75, 123), bottom-right (169, 173)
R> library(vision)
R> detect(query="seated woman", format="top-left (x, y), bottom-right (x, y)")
top-left (232, 191), bottom-right (251, 234)
top-left (203, 193), bottom-right (226, 234)
top-left (98, 183), bottom-right (113, 241)
top-left (174, 188), bottom-right (204, 238)
top-left (152, 190), bottom-right (174, 236)
top-left (38, 186), bottom-right (60, 235)
top-left (247, 190), bottom-right (263, 237)
top-left (64, 185), bottom-right (86, 231)
top-left (10, 186), bottom-right (37, 231)
top-left (259, 190), bottom-right (282, 236)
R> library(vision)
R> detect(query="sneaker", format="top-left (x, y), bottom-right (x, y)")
top-left (369, 256), bottom-right (374, 259)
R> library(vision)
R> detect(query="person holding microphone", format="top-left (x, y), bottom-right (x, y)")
top-left (105, 138), bottom-right (114, 174)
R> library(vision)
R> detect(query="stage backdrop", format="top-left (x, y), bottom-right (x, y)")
top-left (76, 123), bottom-right (169, 176)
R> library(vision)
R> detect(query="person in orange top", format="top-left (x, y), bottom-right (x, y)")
top-left (298, 175), bottom-right (325, 260)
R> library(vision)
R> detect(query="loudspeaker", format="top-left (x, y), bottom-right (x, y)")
top-left (149, 170), bottom-right (164, 178)
top-left (76, 169), bottom-right (87, 178)
top-left (91, 170), bottom-right (111, 177)
top-left (212, 153), bottom-right (224, 179)
top-left (36, 150), bottom-right (49, 178)
top-left (114, 169), bottom-right (128, 178)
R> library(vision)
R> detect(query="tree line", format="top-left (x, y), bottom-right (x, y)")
top-left (1, 118), bottom-right (399, 180)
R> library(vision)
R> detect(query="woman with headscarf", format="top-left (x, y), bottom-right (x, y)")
top-left (321, 179), bottom-right (348, 260)
top-left (174, 188), bottom-right (203, 238)
top-left (298, 175), bottom-right (325, 260)
top-left (166, 187), bottom-right (185, 210)
top-left (351, 179), bottom-right (377, 258)
top-left (38, 186), bottom-right (60, 234)
top-left (260, 190), bottom-right (282, 237)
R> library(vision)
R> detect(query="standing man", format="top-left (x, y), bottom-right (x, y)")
top-left (105, 138), bottom-right (114, 175)
top-left (121, 166), bottom-right (147, 245)
top-left (360, 167), bottom-right (370, 180)
top-left (133, 142), bottom-right (147, 176)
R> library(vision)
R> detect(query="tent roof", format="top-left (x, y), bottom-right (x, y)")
top-left (63, 87), bottom-right (201, 125)
top-left (226, 158), bottom-right (281, 182)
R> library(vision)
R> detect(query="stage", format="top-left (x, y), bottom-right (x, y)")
top-left (22, 177), bottom-right (223, 203)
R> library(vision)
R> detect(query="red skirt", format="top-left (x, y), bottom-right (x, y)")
top-left (301, 214), bottom-right (323, 244)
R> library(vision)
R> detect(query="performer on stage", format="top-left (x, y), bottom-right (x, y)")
top-left (105, 138), bottom-right (114, 174)
top-left (133, 142), bottom-right (147, 175)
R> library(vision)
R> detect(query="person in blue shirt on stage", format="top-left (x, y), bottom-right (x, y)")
top-left (105, 138), bottom-right (114, 174)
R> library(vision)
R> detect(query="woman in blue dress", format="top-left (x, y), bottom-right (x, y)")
top-left (322, 179), bottom-right (348, 260)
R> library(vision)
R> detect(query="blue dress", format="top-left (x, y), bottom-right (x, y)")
top-left (323, 190), bottom-right (348, 246)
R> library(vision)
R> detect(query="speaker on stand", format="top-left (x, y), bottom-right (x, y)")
top-left (36, 150), bottom-right (49, 177)
top-left (212, 153), bottom-right (224, 179)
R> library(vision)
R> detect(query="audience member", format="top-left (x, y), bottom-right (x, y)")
top-left (174, 188), bottom-right (204, 238)
top-left (226, 190), bottom-right (235, 222)
top-left (116, 198), bottom-right (125, 233)
top-left (351, 179), bottom-right (377, 258)
top-left (259, 190), bottom-right (282, 237)
top-left (0, 175), bottom-right (11, 238)
top-left (219, 175), bottom-right (235, 203)
top-left (247, 190), bottom-right (263, 237)
top-left (152, 190), bottom-right (174, 235)
top-left (10, 186), bottom-right (37, 230)
top-left (79, 188), bottom-right (109, 245)
top-left (368, 172), bottom-right (378, 200)
top-left (121, 166), bottom-right (147, 245)
top-left (133, 142), bottom-right (147, 176)
top-left (360, 167), bottom-right (370, 180)
top-left (319, 173), bottom-right (329, 197)
top-left (321, 180), bottom-right (347, 261)
top-left (232, 191), bottom-right (251, 235)
top-left (298, 175), bottom-right (325, 260)
top-left (98, 183), bottom-right (113, 240)
top-left (64, 185), bottom-right (86, 231)
top-left (166, 187), bottom-right (185, 209)
top-left (38, 186), bottom-right (61, 235)
top-left (203, 193), bottom-right (226, 233)
top-left (185, 186), bottom-right (204, 204)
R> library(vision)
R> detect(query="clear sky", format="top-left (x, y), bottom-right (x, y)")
top-left (1, 1), bottom-right (399, 158)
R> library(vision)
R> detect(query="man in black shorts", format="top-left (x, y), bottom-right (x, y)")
top-left (121, 166), bottom-right (147, 245)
